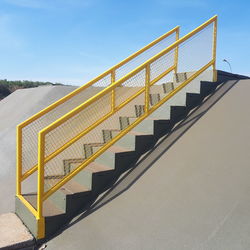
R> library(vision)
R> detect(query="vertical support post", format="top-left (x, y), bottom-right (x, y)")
top-left (145, 64), bottom-right (150, 113)
top-left (212, 16), bottom-right (218, 82)
top-left (37, 132), bottom-right (45, 239)
top-left (16, 125), bottom-right (22, 196)
top-left (174, 27), bottom-right (180, 75)
top-left (111, 69), bottom-right (116, 112)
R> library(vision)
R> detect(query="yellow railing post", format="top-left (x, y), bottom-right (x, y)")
top-left (16, 125), bottom-right (22, 196)
top-left (145, 64), bottom-right (150, 113)
top-left (37, 132), bottom-right (45, 239)
top-left (174, 27), bottom-right (180, 74)
top-left (212, 16), bottom-right (218, 82)
top-left (111, 69), bottom-right (116, 112)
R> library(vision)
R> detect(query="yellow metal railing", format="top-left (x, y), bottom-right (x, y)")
top-left (16, 16), bottom-right (217, 238)
top-left (16, 25), bottom-right (179, 186)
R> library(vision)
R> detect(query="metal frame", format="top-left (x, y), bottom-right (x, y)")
top-left (16, 15), bottom-right (217, 239)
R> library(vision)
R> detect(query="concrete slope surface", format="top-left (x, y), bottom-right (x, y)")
top-left (44, 79), bottom-right (250, 250)
top-left (0, 85), bottom-right (78, 214)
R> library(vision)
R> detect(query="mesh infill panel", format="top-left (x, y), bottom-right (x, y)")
top-left (149, 23), bottom-right (214, 108)
top-left (115, 32), bottom-right (176, 81)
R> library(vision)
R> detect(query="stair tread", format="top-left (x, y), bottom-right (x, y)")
top-left (126, 116), bottom-right (172, 124)
top-left (46, 179), bottom-right (90, 195)
top-left (105, 128), bottom-right (148, 136)
top-left (23, 193), bottom-right (65, 217)
top-left (61, 180), bottom-right (90, 194)
top-left (107, 145), bottom-right (132, 153)
top-left (85, 162), bottom-right (113, 173)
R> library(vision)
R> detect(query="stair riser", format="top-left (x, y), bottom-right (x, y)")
top-left (48, 191), bottom-right (91, 215)
top-left (94, 150), bottom-right (139, 177)
top-left (72, 169), bottom-right (115, 196)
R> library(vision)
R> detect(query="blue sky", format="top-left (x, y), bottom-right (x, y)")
top-left (0, 0), bottom-right (249, 85)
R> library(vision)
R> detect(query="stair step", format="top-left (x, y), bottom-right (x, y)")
top-left (85, 162), bottom-right (113, 172)
top-left (47, 179), bottom-right (91, 214)
top-left (73, 162), bottom-right (115, 196)
top-left (23, 193), bottom-right (64, 217)
top-left (94, 145), bottom-right (137, 174)
top-left (120, 115), bottom-right (172, 141)
top-left (46, 179), bottom-right (90, 194)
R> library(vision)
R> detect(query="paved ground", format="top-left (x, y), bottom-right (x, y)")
top-left (43, 79), bottom-right (250, 250)
top-left (0, 85), bottom-right (78, 214)
top-left (0, 213), bottom-right (34, 249)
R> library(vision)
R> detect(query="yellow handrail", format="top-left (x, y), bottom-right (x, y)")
top-left (17, 15), bottom-right (217, 239)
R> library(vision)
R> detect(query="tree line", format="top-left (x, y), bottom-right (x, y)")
top-left (0, 79), bottom-right (63, 100)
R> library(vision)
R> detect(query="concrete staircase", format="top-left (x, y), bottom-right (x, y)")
top-left (16, 70), bottom-right (249, 239)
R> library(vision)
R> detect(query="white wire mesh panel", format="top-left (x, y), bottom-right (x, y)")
top-left (150, 50), bottom-right (175, 82)
top-left (115, 32), bottom-right (176, 81)
top-left (177, 23), bottom-right (213, 74)
top-left (44, 92), bottom-right (112, 158)
top-left (149, 23), bottom-right (214, 109)
top-left (115, 68), bottom-right (146, 108)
